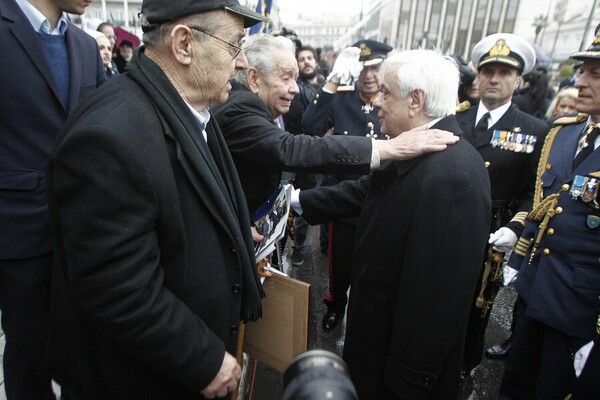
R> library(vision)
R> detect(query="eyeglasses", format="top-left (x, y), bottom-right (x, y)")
top-left (187, 26), bottom-right (242, 59)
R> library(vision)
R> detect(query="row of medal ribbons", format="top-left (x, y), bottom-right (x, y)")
top-left (490, 130), bottom-right (537, 153)
top-left (570, 175), bottom-right (599, 206)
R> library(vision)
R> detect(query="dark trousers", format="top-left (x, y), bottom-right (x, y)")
top-left (462, 260), bottom-right (494, 371)
top-left (323, 221), bottom-right (355, 312)
top-left (0, 253), bottom-right (55, 400)
top-left (499, 298), bottom-right (585, 400)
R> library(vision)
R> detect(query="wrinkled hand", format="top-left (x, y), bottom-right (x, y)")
top-left (327, 47), bottom-right (363, 84)
top-left (376, 126), bottom-right (459, 161)
top-left (489, 227), bottom-right (518, 252)
top-left (502, 264), bottom-right (519, 286)
top-left (201, 352), bottom-right (241, 399)
top-left (574, 341), bottom-right (594, 377)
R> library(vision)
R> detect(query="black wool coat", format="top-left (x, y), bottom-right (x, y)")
top-left (211, 85), bottom-right (374, 216)
top-left (301, 116), bottom-right (491, 399)
top-left (47, 50), bottom-right (263, 399)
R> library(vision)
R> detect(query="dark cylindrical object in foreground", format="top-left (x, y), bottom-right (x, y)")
top-left (282, 350), bottom-right (358, 400)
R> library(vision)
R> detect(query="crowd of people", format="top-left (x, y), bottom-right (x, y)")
top-left (0, 0), bottom-right (598, 399)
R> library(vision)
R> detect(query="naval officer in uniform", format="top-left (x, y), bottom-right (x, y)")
top-left (302, 39), bottom-right (393, 332)
top-left (499, 28), bottom-right (600, 400)
top-left (456, 33), bottom-right (549, 374)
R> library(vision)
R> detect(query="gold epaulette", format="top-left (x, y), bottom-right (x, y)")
top-left (553, 113), bottom-right (588, 126)
top-left (533, 113), bottom-right (588, 208)
top-left (456, 100), bottom-right (471, 113)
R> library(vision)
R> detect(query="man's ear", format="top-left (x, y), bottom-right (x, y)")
top-left (169, 25), bottom-right (194, 66)
top-left (247, 68), bottom-right (260, 93)
top-left (409, 90), bottom-right (425, 115)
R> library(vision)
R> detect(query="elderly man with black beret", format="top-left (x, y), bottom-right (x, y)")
top-left (46, 0), bottom-right (268, 398)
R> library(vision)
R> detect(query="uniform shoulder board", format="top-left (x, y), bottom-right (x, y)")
top-left (456, 101), bottom-right (471, 113)
top-left (336, 84), bottom-right (355, 92)
top-left (553, 113), bottom-right (589, 126)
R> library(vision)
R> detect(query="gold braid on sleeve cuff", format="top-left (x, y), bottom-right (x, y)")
top-left (514, 237), bottom-right (532, 256)
top-left (510, 211), bottom-right (528, 227)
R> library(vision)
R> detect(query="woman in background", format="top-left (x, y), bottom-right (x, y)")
top-left (545, 87), bottom-right (578, 119)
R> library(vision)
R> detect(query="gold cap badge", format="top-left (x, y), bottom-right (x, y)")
top-left (488, 39), bottom-right (511, 57)
top-left (360, 43), bottom-right (372, 57)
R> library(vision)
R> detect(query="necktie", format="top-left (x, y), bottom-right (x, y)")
top-left (475, 112), bottom-right (490, 136)
top-left (573, 125), bottom-right (599, 169)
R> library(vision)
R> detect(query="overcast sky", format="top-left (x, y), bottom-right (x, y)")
top-left (276, 0), bottom-right (364, 18)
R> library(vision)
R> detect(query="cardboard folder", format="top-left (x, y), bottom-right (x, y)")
top-left (243, 273), bottom-right (310, 372)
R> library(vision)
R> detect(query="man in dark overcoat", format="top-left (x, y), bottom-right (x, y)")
top-left (295, 50), bottom-right (491, 400)
top-left (46, 0), bottom-right (269, 398)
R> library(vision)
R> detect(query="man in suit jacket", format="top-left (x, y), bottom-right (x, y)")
top-left (46, 1), bottom-right (269, 398)
top-left (0, 0), bottom-right (105, 397)
top-left (295, 50), bottom-right (491, 400)
top-left (499, 34), bottom-right (600, 399)
top-left (455, 33), bottom-right (550, 373)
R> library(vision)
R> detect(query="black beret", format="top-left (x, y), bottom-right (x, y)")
top-left (140, 0), bottom-right (267, 30)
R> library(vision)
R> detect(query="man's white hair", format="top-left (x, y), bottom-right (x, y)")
top-left (235, 34), bottom-right (296, 87)
top-left (383, 49), bottom-right (459, 118)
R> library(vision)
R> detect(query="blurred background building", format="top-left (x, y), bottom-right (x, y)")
top-left (75, 0), bottom-right (600, 66)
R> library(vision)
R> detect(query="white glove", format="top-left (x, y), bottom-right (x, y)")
top-left (574, 341), bottom-right (594, 377)
top-left (502, 265), bottom-right (519, 286)
top-left (489, 227), bottom-right (518, 253)
top-left (327, 47), bottom-right (363, 85)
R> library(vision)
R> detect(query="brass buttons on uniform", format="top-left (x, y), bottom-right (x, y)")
top-left (484, 161), bottom-right (491, 168)
top-left (543, 248), bottom-right (551, 256)
top-left (343, 131), bottom-right (348, 135)
top-left (555, 207), bottom-right (563, 214)
top-left (313, 100), bottom-right (317, 105)
top-left (562, 184), bottom-right (570, 191)
top-left (367, 122), bottom-right (374, 128)
top-left (547, 228), bottom-right (555, 236)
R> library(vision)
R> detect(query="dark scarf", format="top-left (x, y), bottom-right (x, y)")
top-left (126, 47), bottom-right (264, 322)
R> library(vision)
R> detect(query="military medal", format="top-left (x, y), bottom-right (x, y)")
top-left (570, 175), bottom-right (587, 199)
top-left (491, 130), bottom-right (501, 147)
top-left (582, 178), bottom-right (598, 203)
top-left (515, 133), bottom-right (523, 152)
top-left (587, 213), bottom-right (600, 229)
top-left (507, 132), bottom-right (516, 151)
top-left (526, 135), bottom-right (537, 153)
top-left (500, 130), bottom-right (507, 147)
top-left (360, 92), bottom-right (379, 115)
